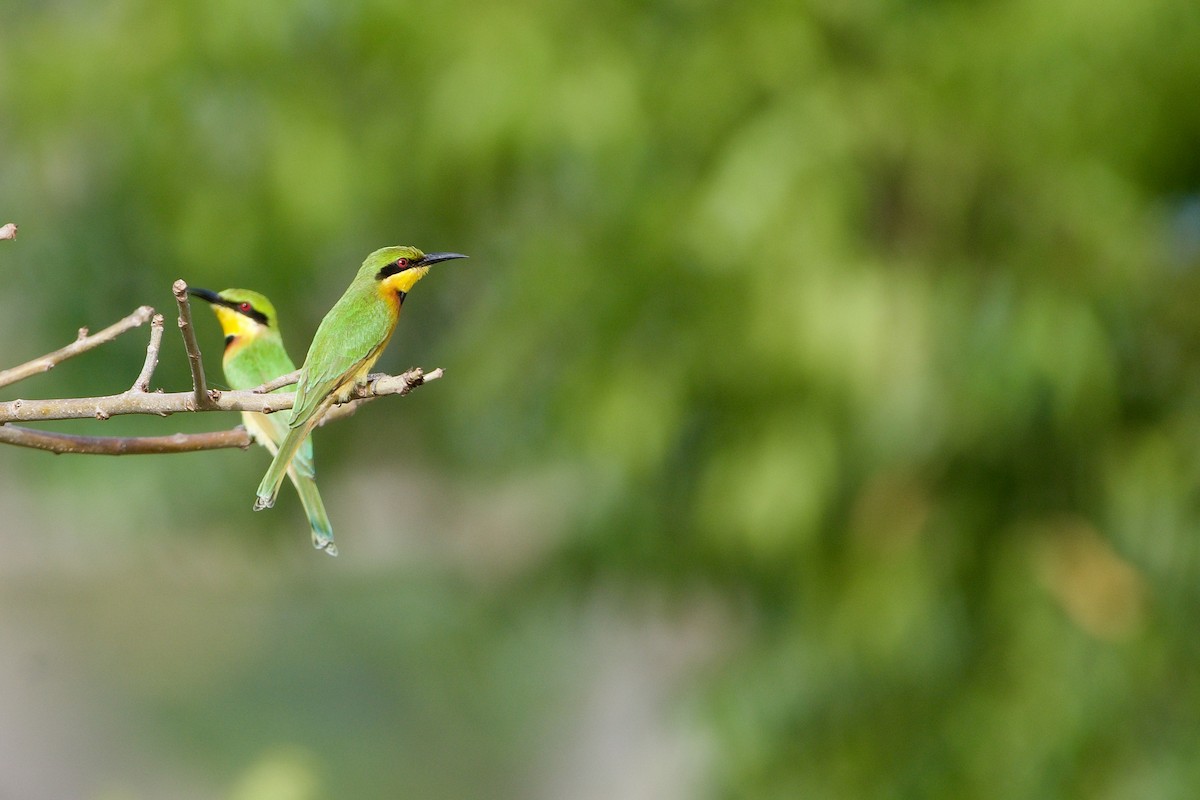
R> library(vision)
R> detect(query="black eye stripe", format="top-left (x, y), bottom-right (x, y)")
top-left (221, 300), bottom-right (269, 326)
top-left (376, 258), bottom-right (415, 280)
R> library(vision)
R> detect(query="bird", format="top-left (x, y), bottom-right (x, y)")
top-left (187, 286), bottom-right (339, 557)
top-left (254, 245), bottom-right (467, 513)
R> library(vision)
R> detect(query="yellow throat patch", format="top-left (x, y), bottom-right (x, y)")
top-left (378, 265), bottom-right (431, 299)
top-left (213, 305), bottom-right (264, 359)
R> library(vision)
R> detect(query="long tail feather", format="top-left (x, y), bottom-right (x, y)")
top-left (289, 469), bottom-right (337, 556)
top-left (255, 417), bottom-right (317, 510)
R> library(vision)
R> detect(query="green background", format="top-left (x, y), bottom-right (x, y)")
top-left (3, 0), bottom-right (1200, 797)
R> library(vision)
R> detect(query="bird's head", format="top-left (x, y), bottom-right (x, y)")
top-left (361, 245), bottom-right (468, 300)
top-left (187, 287), bottom-right (281, 350)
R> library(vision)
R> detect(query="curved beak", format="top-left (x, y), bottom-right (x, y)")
top-left (186, 287), bottom-right (223, 305)
top-left (418, 252), bottom-right (468, 266)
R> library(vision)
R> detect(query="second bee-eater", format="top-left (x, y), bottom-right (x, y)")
top-left (188, 287), bottom-right (338, 557)
top-left (254, 245), bottom-right (467, 512)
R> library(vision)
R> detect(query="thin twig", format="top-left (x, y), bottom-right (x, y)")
top-left (172, 280), bottom-right (212, 408)
top-left (0, 424), bottom-right (251, 455)
top-left (130, 314), bottom-right (165, 392)
top-left (0, 223), bottom-right (16, 240)
top-left (0, 305), bottom-right (155, 390)
top-left (0, 366), bottom-right (440, 424)
top-left (253, 369), bottom-right (301, 394)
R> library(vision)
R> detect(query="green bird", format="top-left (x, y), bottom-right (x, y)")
top-left (188, 287), bottom-right (338, 557)
top-left (254, 245), bottom-right (467, 512)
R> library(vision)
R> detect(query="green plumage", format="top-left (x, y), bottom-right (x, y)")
top-left (254, 246), bottom-right (466, 513)
top-left (222, 318), bottom-right (315, 477)
top-left (188, 287), bottom-right (337, 556)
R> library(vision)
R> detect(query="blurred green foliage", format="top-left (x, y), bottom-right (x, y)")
top-left (4, 0), bottom-right (1200, 798)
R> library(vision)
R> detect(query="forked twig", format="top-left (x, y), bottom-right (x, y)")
top-left (0, 306), bottom-right (154, 390)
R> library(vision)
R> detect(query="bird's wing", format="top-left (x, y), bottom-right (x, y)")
top-left (290, 298), bottom-right (394, 428)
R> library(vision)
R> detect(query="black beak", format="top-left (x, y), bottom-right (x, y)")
top-left (186, 287), bottom-right (223, 305)
top-left (418, 252), bottom-right (468, 266)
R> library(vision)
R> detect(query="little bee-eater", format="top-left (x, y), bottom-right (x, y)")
top-left (188, 287), bottom-right (339, 557)
top-left (254, 246), bottom-right (467, 512)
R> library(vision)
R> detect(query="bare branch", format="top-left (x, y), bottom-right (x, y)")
top-left (172, 279), bottom-right (212, 408)
top-left (0, 305), bottom-right (155, 390)
top-left (130, 313), bottom-right (165, 392)
top-left (0, 366), bottom-right (440, 424)
top-left (0, 424), bottom-right (251, 455)
top-left (0, 287), bottom-right (444, 457)
top-left (0, 223), bottom-right (16, 240)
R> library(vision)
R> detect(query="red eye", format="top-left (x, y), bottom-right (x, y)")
top-left (239, 302), bottom-right (252, 312)
top-left (396, 258), bottom-right (408, 268)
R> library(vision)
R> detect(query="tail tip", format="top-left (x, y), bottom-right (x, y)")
top-left (313, 533), bottom-right (338, 557)
top-left (254, 494), bottom-right (275, 511)
top-left (312, 525), bottom-right (336, 556)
